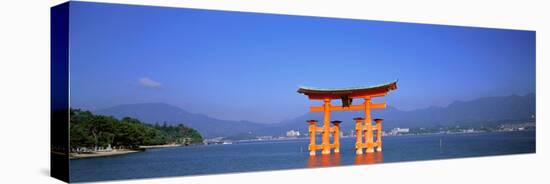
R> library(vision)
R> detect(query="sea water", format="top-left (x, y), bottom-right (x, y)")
top-left (70, 131), bottom-right (535, 182)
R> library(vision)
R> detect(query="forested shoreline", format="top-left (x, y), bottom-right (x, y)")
top-left (70, 109), bottom-right (203, 153)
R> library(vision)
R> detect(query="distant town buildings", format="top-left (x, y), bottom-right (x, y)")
top-left (203, 137), bottom-right (225, 145)
top-left (389, 127), bottom-right (409, 135)
top-left (206, 121), bottom-right (535, 144)
top-left (286, 130), bottom-right (300, 137)
top-left (498, 122), bottom-right (536, 132)
top-left (256, 136), bottom-right (274, 140)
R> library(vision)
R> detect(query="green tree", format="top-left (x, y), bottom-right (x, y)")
top-left (69, 109), bottom-right (204, 152)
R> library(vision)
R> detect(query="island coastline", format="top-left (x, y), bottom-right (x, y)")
top-left (70, 144), bottom-right (188, 159)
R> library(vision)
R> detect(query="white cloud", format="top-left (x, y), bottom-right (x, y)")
top-left (139, 77), bottom-right (162, 88)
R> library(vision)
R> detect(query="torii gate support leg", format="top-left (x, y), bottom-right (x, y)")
top-left (354, 117), bottom-right (364, 155)
top-left (307, 120), bottom-right (318, 156)
top-left (332, 120), bottom-right (341, 153)
top-left (375, 119), bottom-right (383, 152)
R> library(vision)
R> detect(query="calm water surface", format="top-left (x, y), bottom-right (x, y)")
top-left (70, 131), bottom-right (535, 182)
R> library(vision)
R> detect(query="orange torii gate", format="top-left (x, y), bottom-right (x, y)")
top-left (297, 81), bottom-right (397, 155)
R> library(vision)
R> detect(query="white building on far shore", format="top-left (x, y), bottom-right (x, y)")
top-left (390, 127), bottom-right (409, 135)
top-left (286, 130), bottom-right (300, 137)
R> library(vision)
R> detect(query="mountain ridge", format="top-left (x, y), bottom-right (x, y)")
top-left (255, 93), bottom-right (536, 136)
top-left (93, 93), bottom-right (535, 138)
top-left (94, 102), bottom-right (268, 138)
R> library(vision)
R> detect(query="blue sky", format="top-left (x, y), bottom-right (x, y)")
top-left (69, 2), bottom-right (535, 124)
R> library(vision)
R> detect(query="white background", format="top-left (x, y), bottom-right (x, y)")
top-left (0, 0), bottom-right (548, 183)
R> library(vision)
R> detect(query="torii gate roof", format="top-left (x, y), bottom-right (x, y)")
top-left (297, 80), bottom-right (397, 99)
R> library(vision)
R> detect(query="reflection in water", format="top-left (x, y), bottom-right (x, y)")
top-left (355, 152), bottom-right (383, 165)
top-left (307, 153), bottom-right (341, 167)
top-left (307, 152), bottom-right (384, 168)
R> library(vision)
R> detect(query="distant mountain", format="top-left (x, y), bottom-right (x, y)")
top-left (94, 103), bottom-right (267, 138)
top-left (255, 93), bottom-right (536, 136)
top-left (93, 93), bottom-right (535, 139)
